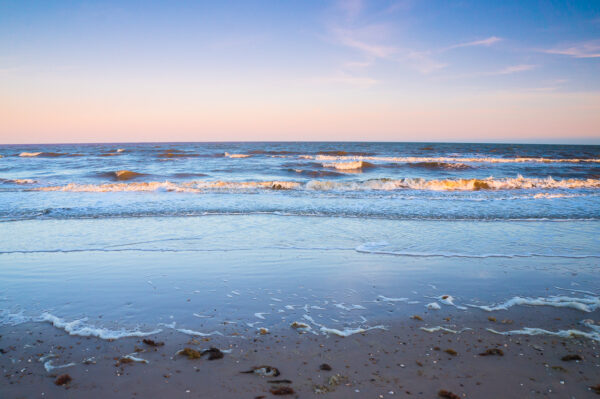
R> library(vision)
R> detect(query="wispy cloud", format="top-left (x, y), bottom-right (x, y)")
top-left (542, 40), bottom-right (600, 58)
top-left (447, 36), bottom-right (502, 50)
top-left (404, 51), bottom-right (447, 74)
top-left (331, 26), bottom-right (396, 58)
top-left (494, 64), bottom-right (536, 75)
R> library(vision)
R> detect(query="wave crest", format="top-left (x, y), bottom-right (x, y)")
top-left (312, 155), bottom-right (600, 164)
top-left (32, 176), bottom-right (600, 193)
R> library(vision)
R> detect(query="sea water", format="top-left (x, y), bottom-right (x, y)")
top-left (1, 142), bottom-right (599, 338)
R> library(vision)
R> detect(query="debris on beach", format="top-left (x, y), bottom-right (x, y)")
top-left (55, 374), bottom-right (72, 386)
top-left (427, 302), bottom-right (441, 310)
top-left (444, 349), bottom-right (458, 356)
top-left (411, 315), bottom-right (423, 321)
top-left (270, 386), bottom-right (294, 395)
top-left (319, 363), bottom-right (332, 371)
top-left (143, 339), bottom-right (164, 347)
top-left (176, 347), bottom-right (224, 360)
top-left (488, 317), bottom-right (497, 322)
top-left (438, 389), bottom-right (460, 399)
top-left (177, 348), bottom-right (202, 359)
top-left (590, 384), bottom-right (600, 394)
top-left (202, 347), bottom-right (224, 360)
top-left (258, 327), bottom-right (270, 335)
top-left (314, 374), bottom-right (348, 393)
top-left (268, 379), bottom-right (293, 384)
top-left (241, 365), bottom-right (280, 377)
top-left (291, 321), bottom-right (310, 330)
top-left (561, 354), bottom-right (583, 361)
top-left (115, 354), bottom-right (148, 366)
top-left (479, 348), bottom-right (504, 356)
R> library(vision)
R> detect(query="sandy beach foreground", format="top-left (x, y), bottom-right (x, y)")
top-left (2, 306), bottom-right (598, 399)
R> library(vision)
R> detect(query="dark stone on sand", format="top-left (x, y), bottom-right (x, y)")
top-left (479, 348), bottom-right (504, 356)
top-left (590, 384), bottom-right (600, 394)
top-left (438, 389), bottom-right (460, 399)
top-left (202, 347), bottom-right (224, 360)
top-left (55, 374), bottom-right (72, 386)
top-left (562, 354), bottom-right (583, 361)
top-left (444, 349), bottom-right (458, 356)
top-left (268, 379), bottom-right (293, 384)
top-left (319, 363), bottom-right (332, 371)
top-left (241, 366), bottom-right (280, 377)
top-left (270, 386), bottom-right (295, 395)
top-left (143, 339), bottom-right (164, 347)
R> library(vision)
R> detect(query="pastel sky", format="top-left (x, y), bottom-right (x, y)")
top-left (1, 0), bottom-right (599, 144)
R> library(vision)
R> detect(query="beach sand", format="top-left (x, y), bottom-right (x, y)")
top-left (2, 307), bottom-right (598, 398)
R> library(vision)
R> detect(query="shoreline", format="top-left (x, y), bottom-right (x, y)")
top-left (2, 307), bottom-right (598, 398)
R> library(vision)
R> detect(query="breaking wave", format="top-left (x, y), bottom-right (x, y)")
top-left (19, 152), bottom-right (73, 157)
top-left (407, 162), bottom-right (471, 170)
top-left (322, 161), bottom-right (375, 170)
top-left (311, 155), bottom-right (600, 164)
top-left (32, 176), bottom-right (600, 193)
top-left (224, 152), bottom-right (251, 158)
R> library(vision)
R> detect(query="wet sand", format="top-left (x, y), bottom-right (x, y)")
top-left (2, 307), bottom-right (599, 398)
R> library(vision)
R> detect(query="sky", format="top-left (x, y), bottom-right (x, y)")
top-left (0, 0), bottom-right (599, 144)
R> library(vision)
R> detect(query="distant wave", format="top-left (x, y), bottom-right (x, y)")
top-left (19, 152), bottom-right (73, 157)
top-left (407, 161), bottom-right (471, 170)
top-left (32, 176), bottom-right (600, 192)
top-left (96, 170), bottom-right (147, 181)
top-left (113, 170), bottom-right (145, 181)
top-left (0, 178), bottom-right (36, 184)
top-left (286, 168), bottom-right (344, 178)
top-left (322, 161), bottom-right (376, 170)
top-left (157, 151), bottom-right (200, 158)
top-left (224, 152), bottom-right (251, 158)
top-left (310, 155), bottom-right (600, 164)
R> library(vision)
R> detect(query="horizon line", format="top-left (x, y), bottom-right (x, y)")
top-left (1, 139), bottom-right (599, 146)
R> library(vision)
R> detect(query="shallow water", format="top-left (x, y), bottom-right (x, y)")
top-left (1, 143), bottom-right (599, 339)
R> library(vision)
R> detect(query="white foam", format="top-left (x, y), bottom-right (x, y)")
top-left (334, 303), bottom-right (366, 311)
top-left (377, 295), bottom-right (408, 302)
top-left (39, 313), bottom-right (162, 340)
top-left (193, 313), bottom-right (214, 318)
top-left (432, 295), bottom-right (467, 310)
top-left (427, 302), bottom-right (441, 310)
top-left (468, 295), bottom-right (600, 312)
top-left (0, 310), bottom-right (30, 326)
top-left (487, 327), bottom-right (600, 342)
top-left (254, 312), bottom-right (268, 320)
top-left (320, 325), bottom-right (386, 337)
top-left (420, 326), bottom-right (459, 333)
top-left (43, 359), bottom-right (76, 372)
top-left (224, 152), bottom-right (251, 158)
top-left (175, 328), bottom-right (223, 337)
top-left (19, 152), bottom-right (42, 157)
top-left (322, 161), bottom-right (368, 170)
top-left (122, 353), bottom-right (149, 363)
top-left (312, 154), bottom-right (600, 164)
top-left (301, 314), bottom-right (385, 337)
top-left (33, 175), bottom-right (600, 193)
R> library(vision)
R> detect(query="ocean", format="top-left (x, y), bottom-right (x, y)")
top-left (1, 142), bottom-right (599, 339)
